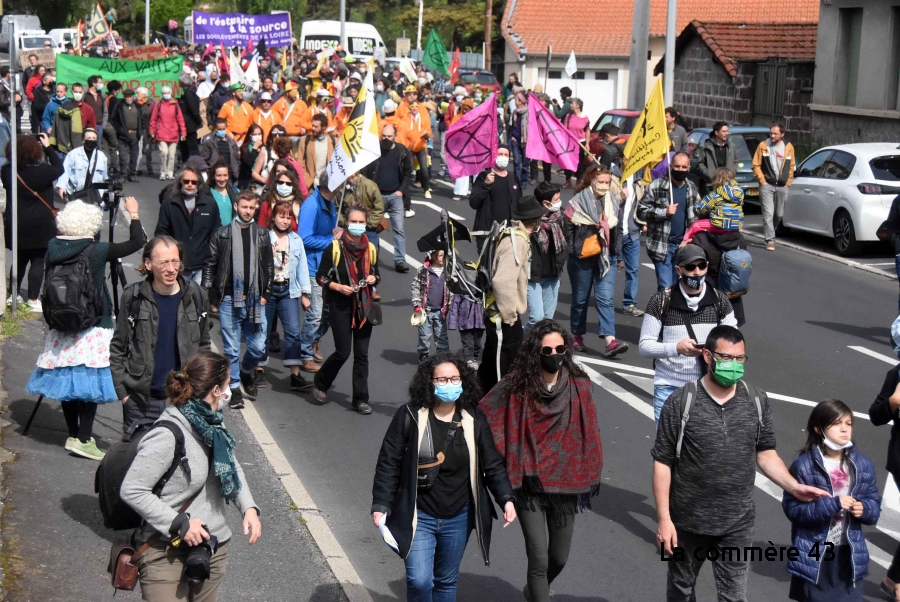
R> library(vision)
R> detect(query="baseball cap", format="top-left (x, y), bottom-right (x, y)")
top-left (674, 244), bottom-right (707, 267)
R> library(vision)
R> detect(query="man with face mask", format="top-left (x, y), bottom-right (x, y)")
top-left (218, 82), bottom-right (253, 142)
top-left (638, 244), bottom-right (737, 425)
top-left (58, 128), bottom-right (108, 198)
top-left (110, 236), bottom-right (211, 432)
top-left (206, 75), bottom-right (232, 129)
top-left (470, 145), bottom-right (523, 250)
top-left (47, 83), bottom-right (97, 155)
top-left (396, 84), bottom-right (433, 200)
top-left (363, 124), bottom-right (414, 273)
top-left (200, 118), bottom-right (241, 181)
top-left (637, 151), bottom-right (700, 291)
top-left (651, 324), bottom-right (826, 602)
top-left (110, 88), bottom-right (142, 182)
top-left (155, 166), bottom-right (221, 284)
top-left (299, 113), bottom-right (336, 189)
top-left (197, 69), bottom-right (216, 101)
top-left (273, 80), bottom-right (306, 138)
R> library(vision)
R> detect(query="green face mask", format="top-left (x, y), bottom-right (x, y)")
top-left (710, 358), bottom-right (744, 387)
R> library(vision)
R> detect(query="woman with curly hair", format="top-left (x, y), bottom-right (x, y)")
top-left (25, 198), bottom-right (147, 460)
top-left (481, 319), bottom-right (603, 602)
top-left (371, 352), bottom-right (516, 601)
top-left (256, 166), bottom-right (304, 231)
top-left (251, 124), bottom-right (287, 191)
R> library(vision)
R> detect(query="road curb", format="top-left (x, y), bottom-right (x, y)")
top-left (742, 230), bottom-right (898, 281)
top-left (239, 399), bottom-right (372, 602)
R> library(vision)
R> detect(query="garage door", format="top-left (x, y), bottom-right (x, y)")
top-left (540, 70), bottom-right (617, 125)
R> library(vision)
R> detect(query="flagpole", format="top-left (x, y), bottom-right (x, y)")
top-left (144, 0), bottom-right (150, 45)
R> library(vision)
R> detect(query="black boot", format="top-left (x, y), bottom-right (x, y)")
top-left (290, 373), bottom-right (313, 391)
top-left (229, 386), bottom-right (245, 409)
top-left (240, 371), bottom-right (258, 398)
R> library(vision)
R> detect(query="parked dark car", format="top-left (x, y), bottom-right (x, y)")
top-left (458, 70), bottom-right (501, 95)
top-left (588, 109), bottom-right (641, 156)
top-left (686, 126), bottom-right (770, 202)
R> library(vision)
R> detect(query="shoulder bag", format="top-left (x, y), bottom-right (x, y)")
top-left (16, 173), bottom-right (58, 217)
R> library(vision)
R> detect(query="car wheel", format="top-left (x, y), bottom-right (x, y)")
top-left (832, 210), bottom-right (859, 257)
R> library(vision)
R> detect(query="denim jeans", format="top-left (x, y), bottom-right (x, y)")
top-left (405, 506), bottom-right (474, 602)
top-left (417, 308), bottom-right (449, 356)
top-left (182, 268), bottom-right (203, 284)
top-left (262, 283), bottom-right (302, 366)
top-left (896, 255), bottom-right (900, 313)
top-left (218, 295), bottom-right (269, 387)
top-left (526, 277), bottom-right (560, 331)
top-left (654, 384), bottom-right (679, 426)
top-left (366, 229), bottom-right (379, 262)
top-left (383, 192), bottom-right (406, 264)
top-left (512, 141), bottom-right (530, 184)
top-left (567, 256), bottom-right (617, 337)
top-left (654, 242), bottom-right (679, 291)
top-left (300, 280), bottom-right (330, 361)
top-left (621, 235), bottom-right (641, 308)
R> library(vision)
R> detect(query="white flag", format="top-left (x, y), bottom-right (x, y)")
top-left (399, 58), bottom-right (417, 83)
top-left (243, 57), bottom-right (260, 92)
top-left (229, 49), bottom-right (247, 87)
top-left (325, 71), bottom-right (382, 191)
top-left (565, 51), bottom-right (577, 77)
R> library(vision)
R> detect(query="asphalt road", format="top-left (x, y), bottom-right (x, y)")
top-left (20, 162), bottom-right (896, 601)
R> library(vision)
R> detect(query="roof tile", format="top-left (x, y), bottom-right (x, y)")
top-left (688, 21), bottom-right (818, 77)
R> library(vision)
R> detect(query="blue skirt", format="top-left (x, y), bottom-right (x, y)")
top-left (26, 365), bottom-right (118, 404)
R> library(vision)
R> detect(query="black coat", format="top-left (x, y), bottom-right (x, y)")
top-left (206, 84), bottom-right (231, 127)
top-left (201, 223), bottom-right (274, 306)
top-left (1, 145), bottom-right (64, 250)
top-left (154, 190), bottom-right (221, 271)
top-left (529, 226), bottom-right (568, 281)
top-left (110, 101), bottom-right (144, 138)
top-left (180, 86), bottom-right (202, 134)
top-left (363, 141), bottom-right (414, 197)
top-left (469, 169), bottom-right (523, 232)
top-left (371, 403), bottom-right (515, 564)
top-left (869, 365), bottom-right (900, 480)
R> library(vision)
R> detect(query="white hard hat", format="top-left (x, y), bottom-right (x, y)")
top-left (259, 91), bottom-right (272, 101)
top-left (383, 98), bottom-right (397, 112)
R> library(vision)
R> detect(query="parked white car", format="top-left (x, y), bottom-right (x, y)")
top-left (781, 143), bottom-right (900, 256)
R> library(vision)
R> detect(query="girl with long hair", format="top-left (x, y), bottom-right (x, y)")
top-left (238, 123), bottom-right (264, 190)
top-left (372, 352), bottom-right (516, 601)
top-left (481, 319), bottom-right (603, 602)
top-left (257, 166), bottom-right (304, 231)
top-left (783, 400), bottom-right (879, 602)
top-left (251, 124), bottom-right (287, 190)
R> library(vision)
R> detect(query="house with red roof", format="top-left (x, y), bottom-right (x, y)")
top-left (501, 0), bottom-right (819, 124)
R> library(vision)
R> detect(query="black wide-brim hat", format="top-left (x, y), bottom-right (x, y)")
top-left (417, 218), bottom-right (472, 253)
top-left (512, 195), bottom-right (547, 221)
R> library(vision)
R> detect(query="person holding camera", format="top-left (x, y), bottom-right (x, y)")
top-left (120, 351), bottom-right (262, 601)
top-left (58, 128), bottom-right (108, 201)
top-left (111, 236), bottom-right (211, 433)
top-left (1, 132), bottom-right (63, 310)
top-left (25, 198), bottom-right (146, 460)
top-left (371, 353), bottom-right (516, 601)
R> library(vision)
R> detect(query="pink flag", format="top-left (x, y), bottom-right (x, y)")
top-left (444, 94), bottom-right (498, 180)
top-left (202, 43), bottom-right (214, 60)
top-left (526, 94), bottom-right (581, 172)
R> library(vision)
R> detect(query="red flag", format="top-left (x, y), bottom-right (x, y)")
top-left (241, 37), bottom-right (254, 60)
top-left (202, 42), bottom-right (214, 60)
top-left (449, 48), bottom-right (461, 84)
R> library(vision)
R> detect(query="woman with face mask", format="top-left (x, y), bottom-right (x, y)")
top-left (238, 124), bottom-right (264, 190)
top-left (525, 183), bottom-right (568, 331)
top-left (207, 159), bottom-right (236, 226)
top-left (260, 201), bottom-right (313, 392)
top-left (257, 167), bottom-right (304, 232)
top-left (564, 164), bottom-right (629, 357)
top-left (312, 205), bottom-right (380, 414)
top-left (251, 125), bottom-right (287, 191)
top-left (481, 320), bottom-right (602, 602)
top-left (371, 352), bottom-right (516, 600)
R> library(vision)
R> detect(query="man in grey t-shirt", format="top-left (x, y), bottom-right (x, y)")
top-left (651, 325), bottom-right (828, 601)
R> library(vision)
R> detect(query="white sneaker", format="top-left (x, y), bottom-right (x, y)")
top-left (425, 190), bottom-right (432, 199)
top-left (159, 173), bottom-right (167, 181)
top-left (404, 209), bottom-right (415, 218)
top-left (28, 299), bottom-right (42, 313)
top-left (166, 174), bottom-right (175, 180)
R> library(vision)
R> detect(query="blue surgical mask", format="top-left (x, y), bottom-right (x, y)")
top-left (162, 93), bottom-right (172, 100)
top-left (434, 383), bottom-right (463, 403)
top-left (347, 224), bottom-right (366, 237)
top-left (216, 130), bottom-right (226, 138)
top-left (276, 183), bottom-right (292, 197)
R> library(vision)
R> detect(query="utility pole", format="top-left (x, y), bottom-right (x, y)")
top-left (484, 0), bottom-right (492, 66)
top-left (9, 20), bottom-right (16, 318)
top-left (627, 0), bottom-right (650, 108)
top-left (145, 0), bottom-right (150, 45)
top-left (416, 0), bottom-right (423, 50)
top-left (664, 0), bottom-right (677, 104)
top-left (340, 0), bottom-right (346, 50)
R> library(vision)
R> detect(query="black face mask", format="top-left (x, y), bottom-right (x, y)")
top-left (83, 140), bottom-right (97, 153)
top-left (681, 273), bottom-right (703, 289)
top-left (671, 169), bottom-right (688, 183)
top-left (540, 353), bottom-right (565, 374)
top-left (274, 224), bottom-right (291, 233)
top-left (380, 139), bottom-right (393, 151)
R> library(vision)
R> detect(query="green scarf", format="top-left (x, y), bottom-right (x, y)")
top-left (177, 398), bottom-right (241, 502)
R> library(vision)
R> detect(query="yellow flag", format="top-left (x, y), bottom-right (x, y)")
top-left (621, 78), bottom-right (669, 181)
top-left (85, 4), bottom-right (111, 48)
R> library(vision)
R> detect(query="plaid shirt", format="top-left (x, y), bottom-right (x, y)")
top-left (636, 176), bottom-right (700, 263)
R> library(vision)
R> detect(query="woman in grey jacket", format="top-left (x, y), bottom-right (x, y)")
top-left (121, 351), bottom-right (261, 601)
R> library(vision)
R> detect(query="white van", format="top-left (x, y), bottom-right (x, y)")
top-left (49, 28), bottom-right (78, 51)
top-left (0, 15), bottom-right (42, 51)
top-left (300, 20), bottom-right (386, 57)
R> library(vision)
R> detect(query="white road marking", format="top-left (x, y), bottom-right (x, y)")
top-left (878, 477), bottom-right (900, 543)
top-left (576, 355), bottom-right (655, 375)
top-left (410, 200), bottom-right (466, 221)
top-left (848, 345), bottom-right (899, 366)
top-left (614, 372), bottom-right (655, 395)
top-left (379, 239), bottom-right (422, 269)
top-left (582, 358), bottom-right (894, 565)
top-left (641, 262), bottom-right (655, 269)
top-left (431, 179), bottom-right (455, 189)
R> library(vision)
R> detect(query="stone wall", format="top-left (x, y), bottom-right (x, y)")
top-left (672, 37), bottom-right (740, 129)
top-left (810, 111), bottom-right (900, 147)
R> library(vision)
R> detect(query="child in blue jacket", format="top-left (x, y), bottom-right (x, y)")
top-left (782, 399), bottom-right (881, 601)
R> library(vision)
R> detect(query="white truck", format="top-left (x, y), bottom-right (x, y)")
top-left (0, 15), bottom-right (43, 52)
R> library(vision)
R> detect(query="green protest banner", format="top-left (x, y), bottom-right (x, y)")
top-left (55, 53), bottom-right (184, 99)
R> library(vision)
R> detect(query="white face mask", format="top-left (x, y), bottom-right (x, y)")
top-left (495, 156), bottom-right (509, 169)
top-left (217, 386), bottom-right (232, 405)
top-left (73, 92), bottom-right (83, 102)
top-left (548, 201), bottom-right (562, 212)
top-left (251, 134), bottom-right (262, 143)
top-left (474, 93), bottom-right (483, 100)
top-left (822, 434), bottom-right (853, 451)
top-left (455, 95), bottom-right (464, 102)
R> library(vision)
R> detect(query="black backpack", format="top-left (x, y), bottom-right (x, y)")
top-left (41, 243), bottom-right (104, 333)
top-left (94, 421), bottom-right (190, 530)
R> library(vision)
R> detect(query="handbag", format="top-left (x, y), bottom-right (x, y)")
top-left (16, 173), bottom-right (58, 217)
top-left (367, 301), bottom-right (383, 326)
top-left (107, 487), bottom-right (202, 591)
top-left (416, 410), bottom-right (462, 491)
top-left (375, 216), bottom-right (390, 234)
top-left (579, 232), bottom-right (603, 258)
